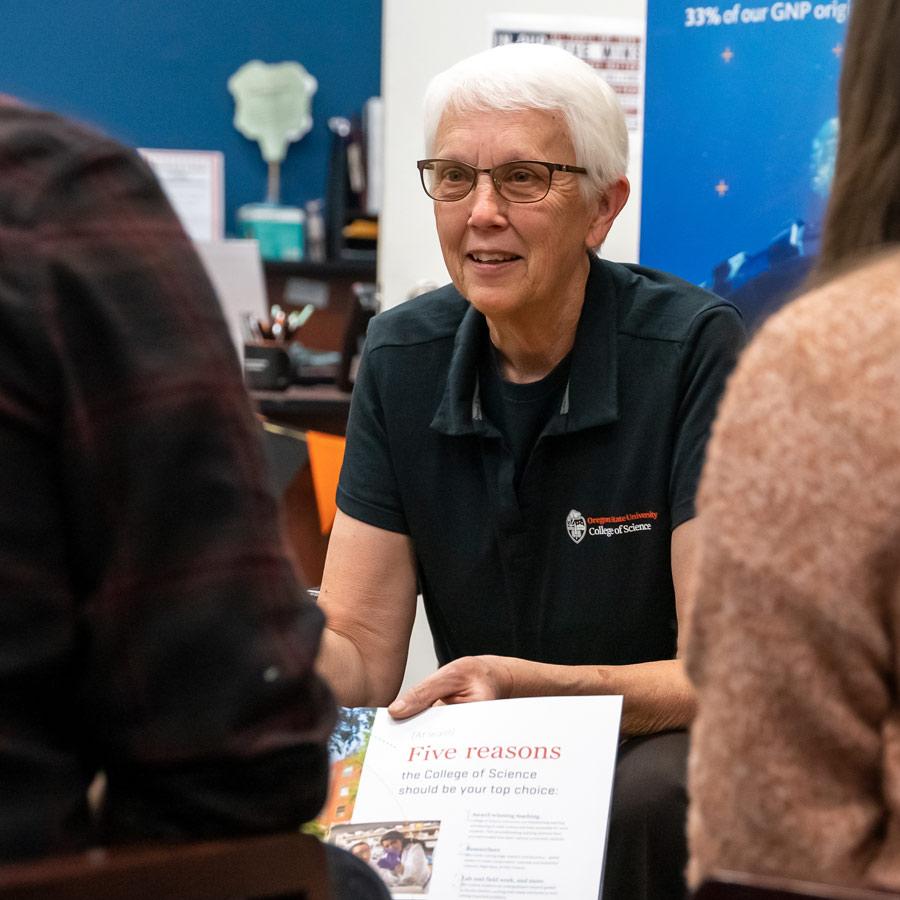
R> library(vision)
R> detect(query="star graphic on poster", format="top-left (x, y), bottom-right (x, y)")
top-left (715, 180), bottom-right (729, 197)
top-left (721, 47), bottom-right (734, 63)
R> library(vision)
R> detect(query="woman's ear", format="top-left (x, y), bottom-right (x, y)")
top-left (586, 176), bottom-right (631, 249)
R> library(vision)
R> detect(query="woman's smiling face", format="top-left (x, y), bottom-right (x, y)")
top-left (431, 106), bottom-right (608, 323)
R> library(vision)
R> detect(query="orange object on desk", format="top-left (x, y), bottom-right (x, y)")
top-left (306, 430), bottom-right (347, 534)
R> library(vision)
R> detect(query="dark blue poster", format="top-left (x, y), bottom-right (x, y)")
top-left (640, 0), bottom-right (850, 326)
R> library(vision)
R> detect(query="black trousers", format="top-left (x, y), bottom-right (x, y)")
top-left (601, 730), bottom-right (690, 900)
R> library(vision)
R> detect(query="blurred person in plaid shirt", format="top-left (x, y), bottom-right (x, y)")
top-left (0, 96), bottom-right (387, 899)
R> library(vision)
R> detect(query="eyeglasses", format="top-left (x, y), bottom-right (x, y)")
top-left (417, 158), bottom-right (588, 204)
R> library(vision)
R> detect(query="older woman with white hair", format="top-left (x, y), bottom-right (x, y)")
top-left (316, 42), bottom-right (745, 899)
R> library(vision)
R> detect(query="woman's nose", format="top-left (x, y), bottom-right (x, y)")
top-left (467, 173), bottom-right (507, 226)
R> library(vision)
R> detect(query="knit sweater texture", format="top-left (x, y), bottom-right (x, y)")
top-left (686, 249), bottom-right (900, 891)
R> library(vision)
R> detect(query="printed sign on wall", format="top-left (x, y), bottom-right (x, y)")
top-left (641, 1), bottom-right (850, 325)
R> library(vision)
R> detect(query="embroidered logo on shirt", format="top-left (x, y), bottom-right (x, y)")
top-left (566, 510), bottom-right (658, 542)
top-left (566, 509), bottom-right (587, 544)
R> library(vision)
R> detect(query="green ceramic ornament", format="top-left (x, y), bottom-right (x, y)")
top-left (228, 60), bottom-right (318, 202)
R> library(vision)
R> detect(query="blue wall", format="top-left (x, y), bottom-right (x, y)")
top-left (1, 1), bottom-right (381, 234)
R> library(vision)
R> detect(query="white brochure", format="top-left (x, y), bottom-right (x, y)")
top-left (311, 696), bottom-right (622, 899)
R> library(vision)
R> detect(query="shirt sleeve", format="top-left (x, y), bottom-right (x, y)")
top-left (336, 331), bottom-right (410, 534)
top-left (398, 842), bottom-right (431, 886)
top-left (669, 303), bottom-right (745, 528)
top-left (0, 113), bottom-right (335, 845)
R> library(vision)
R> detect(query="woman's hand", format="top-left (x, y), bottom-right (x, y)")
top-left (388, 655), bottom-right (516, 719)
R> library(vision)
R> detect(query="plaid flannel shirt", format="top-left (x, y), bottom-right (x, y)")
top-left (0, 99), bottom-right (335, 859)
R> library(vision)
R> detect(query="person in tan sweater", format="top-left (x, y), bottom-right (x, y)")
top-left (686, 0), bottom-right (900, 890)
top-left (686, 248), bottom-right (900, 890)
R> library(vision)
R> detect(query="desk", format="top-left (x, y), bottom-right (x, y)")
top-left (252, 384), bottom-right (352, 436)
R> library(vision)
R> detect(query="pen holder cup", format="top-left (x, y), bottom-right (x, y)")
top-left (244, 342), bottom-right (292, 391)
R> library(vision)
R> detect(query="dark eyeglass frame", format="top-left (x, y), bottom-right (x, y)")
top-left (416, 158), bottom-right (588, 203)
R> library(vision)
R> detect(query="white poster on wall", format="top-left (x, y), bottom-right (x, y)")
top-left (139, 148), bottom-right (225, 242)
top-left (489, 14), bottom-right (645, 134)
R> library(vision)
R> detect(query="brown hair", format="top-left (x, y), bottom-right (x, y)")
top-left (814, 0), bottom-right (900, 280)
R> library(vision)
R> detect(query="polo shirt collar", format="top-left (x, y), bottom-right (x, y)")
top-left (430, 253), bottom-right (619, 437)
top-left (430, 301), bottom-right (487, 435)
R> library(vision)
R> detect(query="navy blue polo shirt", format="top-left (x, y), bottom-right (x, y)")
top-left (337, 255), bottom-right (744, 667)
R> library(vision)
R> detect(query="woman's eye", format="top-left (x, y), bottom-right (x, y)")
top-left (508, 167), bottom-right (538, 183)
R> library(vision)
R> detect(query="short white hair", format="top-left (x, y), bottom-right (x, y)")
top-left (423, 42), bottom-right (628, 199)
